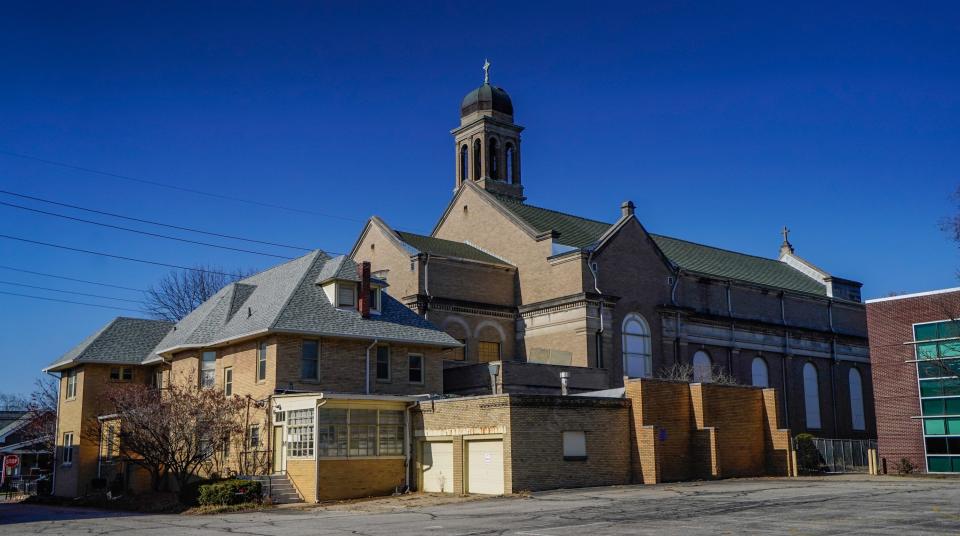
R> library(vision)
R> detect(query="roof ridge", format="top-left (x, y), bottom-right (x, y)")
top-left (651, 233), bottom-right (784, 265)
top-left (492, 194), bottom-right (613, 227)
top-left (238, 249), bottom-right (328, 284)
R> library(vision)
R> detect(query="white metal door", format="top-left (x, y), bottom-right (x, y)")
top-left (467, 439), bottom-right (504, 495)
top-left (421, 441), bottom-right (454, 493)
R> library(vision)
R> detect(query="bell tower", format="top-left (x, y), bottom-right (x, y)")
top-left (452, 60), bottom-right (525, 200)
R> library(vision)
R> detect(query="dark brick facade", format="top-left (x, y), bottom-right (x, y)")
top-left (866, 288), bottom-right (960, 473)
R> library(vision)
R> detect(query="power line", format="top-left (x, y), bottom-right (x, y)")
top-left (0, 290), bottom-right (144, 313)
top-left (0, 189), bottom-right (313, 252)
top-left (0, 149), bottom-right (364, 222)
top-left (0, 265), bottom-right (146, 292)
top-left (0, 280), bottom-right (144, 303)
top-left (0, 200), bottom-right (294, 259)
top-left (0, 234), bottom-right (239, 276)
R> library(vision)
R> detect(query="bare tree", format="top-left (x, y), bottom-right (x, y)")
top-left (0, 392), bottom-right (27, 411)
top-left (656, 362), bottom-right (740, 385)
top-left (91, 379), bottom-right (248, 499)
top-left (144, 266), bottom-right (253, 322)
top-left (21, 377), bottom-right (57, 456)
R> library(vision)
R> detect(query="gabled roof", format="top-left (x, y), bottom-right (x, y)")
top-left (316, 255), bottom-right (388, 286)
top-left (152, 250), bottom-right (458, 356)
top-left (394, 230), bottom-right (508, 265)
top-left (484, 194), bottom-right (829, 297)
top-left (44, 317), bottom-right (174, 372)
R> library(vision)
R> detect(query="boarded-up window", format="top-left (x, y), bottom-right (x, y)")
top-left (478, 342), bottom-right (501, 363)
top-left (562, 431), bottom-right (587, 461)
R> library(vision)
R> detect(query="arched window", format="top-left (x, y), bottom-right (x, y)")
top-left (473, 139), bottom-right (482, 181)
top-left (751, 357), bottom-right (769, 388)
top-left (488, 138), bottom-right (499, 179)
top-left (622, 314), bottom-right (651, 378)
top-left (803, 362), bottom-right (821, 429)
top-left (692, 351), bottom-right (712, 383)
top-left (505, 143), bottom-right (515, 183)
top-left (849, 368), bottom-right (866, 431)
top-left (460, 144), bottom-right (469, 183)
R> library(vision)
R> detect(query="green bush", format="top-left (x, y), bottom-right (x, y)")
top-left (180, 477), bottom-right (219, 506)
top-left (198, 479), bottom-right (262, 506)
top-left (794, 433), bottom-right (822, 474)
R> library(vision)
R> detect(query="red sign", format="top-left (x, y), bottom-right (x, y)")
top-left (3, 455), bottom-right (18, 468)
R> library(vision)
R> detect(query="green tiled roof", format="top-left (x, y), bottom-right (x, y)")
top-left (492, 194), bottom-right (611, 249)
top-left (488, 195), bottom-right (827, 296)
top-left (395, 231), bottom-right (507, 265)
top-left (650, 235), bottom-right (827, 296)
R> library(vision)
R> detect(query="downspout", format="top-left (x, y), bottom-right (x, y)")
top-left (587, 248), bottom-right (604, 369)
top-left (423, 253), bottom-right (431, 322)
top-left (780, 292), bottom-right (790, 429)
top-left (46, 370), bottom-right (60, 494)
top-left (404, 401), bottom-right (416, 492)
top-left (671, 268), bottom-right (681, 365)
top-left (365, 339), bottom-right (379, 395)
top-left (828, 300), bottom-right (839, 435)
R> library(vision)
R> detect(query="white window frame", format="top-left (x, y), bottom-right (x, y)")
top-left (223, 367), bottom-right (233, 397)
top-left (65, 369), bottom-right (77, 399)
top-left (257, 343), bottom-right (267, 382)
top-left (200, 351), bottom-right (216, 388)
top-left (248, 424), bottom-right (261, 449)
top-left (62, 432), bottom-right (74, 465)
top-left (286, 409), bottom-right (315, 459)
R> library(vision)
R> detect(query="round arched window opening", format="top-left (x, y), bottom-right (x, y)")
top-left (488, 138), bottom-right (500, 179)
top-left (505, 143), bottom-right (516, 183)
top-left (460, 144), bottom-right (469, 183)
top-left (692, 351), bottom-right (712, 383)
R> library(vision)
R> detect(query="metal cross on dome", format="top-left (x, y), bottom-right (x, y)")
top-left (781, 226), bottom-right (791, 243)
top-left (483, 59), bottom-right (491, 84)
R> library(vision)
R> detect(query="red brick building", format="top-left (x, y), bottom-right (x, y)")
top-left (866, 287), bottom-right (960, 473)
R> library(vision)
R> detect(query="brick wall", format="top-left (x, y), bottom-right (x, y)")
top-left (317, 459), bottom-right (406, 500)
top-left (866, 290), bottom-right (960, 473)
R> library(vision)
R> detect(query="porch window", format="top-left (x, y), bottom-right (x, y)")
top-left (286, 409), bottom-right (315, 458)
top-left (317, 408), bottom-right (405, 458)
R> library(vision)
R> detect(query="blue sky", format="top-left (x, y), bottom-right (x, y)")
top-left (1, 1), bottom-right (958, 395)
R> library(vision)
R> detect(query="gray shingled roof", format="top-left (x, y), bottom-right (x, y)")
top-left (487, 194), bottom-right (828, 297)
top-left (316, 255), bottom-right (388, 286)
top-left (394, 230), bottom-right (507, 265)
top-left (45, 317), bottom-right (174, 372)
top-left (152, 251), bottom-right (458, 356)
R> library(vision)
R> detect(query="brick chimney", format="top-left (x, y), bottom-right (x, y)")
top-left (359, 261), bottom-right (371, 318)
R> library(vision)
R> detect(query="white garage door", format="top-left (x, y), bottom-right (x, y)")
top-left (421, 441), bottom-right (454, 493)
top-left (467, 439), bottom-right (505, 495)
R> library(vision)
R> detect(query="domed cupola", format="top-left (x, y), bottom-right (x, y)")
top-left (460, 83), bottom-right (514, 119)
top-left (451, 60), bottom-right (525, 201)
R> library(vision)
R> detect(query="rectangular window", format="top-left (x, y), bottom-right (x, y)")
top-left (199, 436), bottom-right (213, 460)
top-left (301, 340), bottom-right (319, 380)
top-left (562, 431), bottom-right (587, 461)
top-left (62, 432), bottom-right (74, 465)
top-left (378, 410), bottom-right (404, 455)
top-left (368, 288), bottom-right (381, 312)
top-left (223, 367), bottom-right (233, 396)
top-left (317, 409), bottom-right (348, 457)
top-left (337, 284), bottom-right (356, 308)
top-left (376, 345), bottom-right (391, 381)
top-left (317, 408), bottom-right (406, 458)
top-left (151, 369), bottom-right (164, 389)
top-left (201, 351), bottom-right (216, 388)
top-left (915, 320), bottom-right (960, 473)
top-left (408, 354), bottom-right (423, 384)
top-left (65, 369), bottom-right (77, 399)
top-left (478, 341), bottom-right (501, 363)
top-left (222, 434), bottom-right (230, 460)
top-left (348, 409), bottom-right (378, 457)
top-left (109, 367), bottom-right (133, 381)
top-left (248, 425), bottom-right (260, 449)
top-left (287, 409), bottom-right (315, 458)
top-left (447, 339), bottom-right (466, 361)
top-left (257, 343), bottom-right (267, 382)
top-left (103, 425), bottom-right (116, 462)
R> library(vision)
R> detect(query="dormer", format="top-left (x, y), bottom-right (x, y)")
top-left (316, 256), bottom-right (388, 316)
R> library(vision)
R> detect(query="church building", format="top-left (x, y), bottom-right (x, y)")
top-left (352, 64), bottom-right (875, 440)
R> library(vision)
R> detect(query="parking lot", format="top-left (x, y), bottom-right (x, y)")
top-left (1, 475), bottom-right (959, 535)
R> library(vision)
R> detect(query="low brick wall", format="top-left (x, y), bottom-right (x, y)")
top-left (317, 458), bottom-right (406, 500)
top-left (443, 361), bottom-right (611, 395)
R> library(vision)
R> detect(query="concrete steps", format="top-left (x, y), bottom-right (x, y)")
top-left (245, 474), bottom-right (304, 504)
